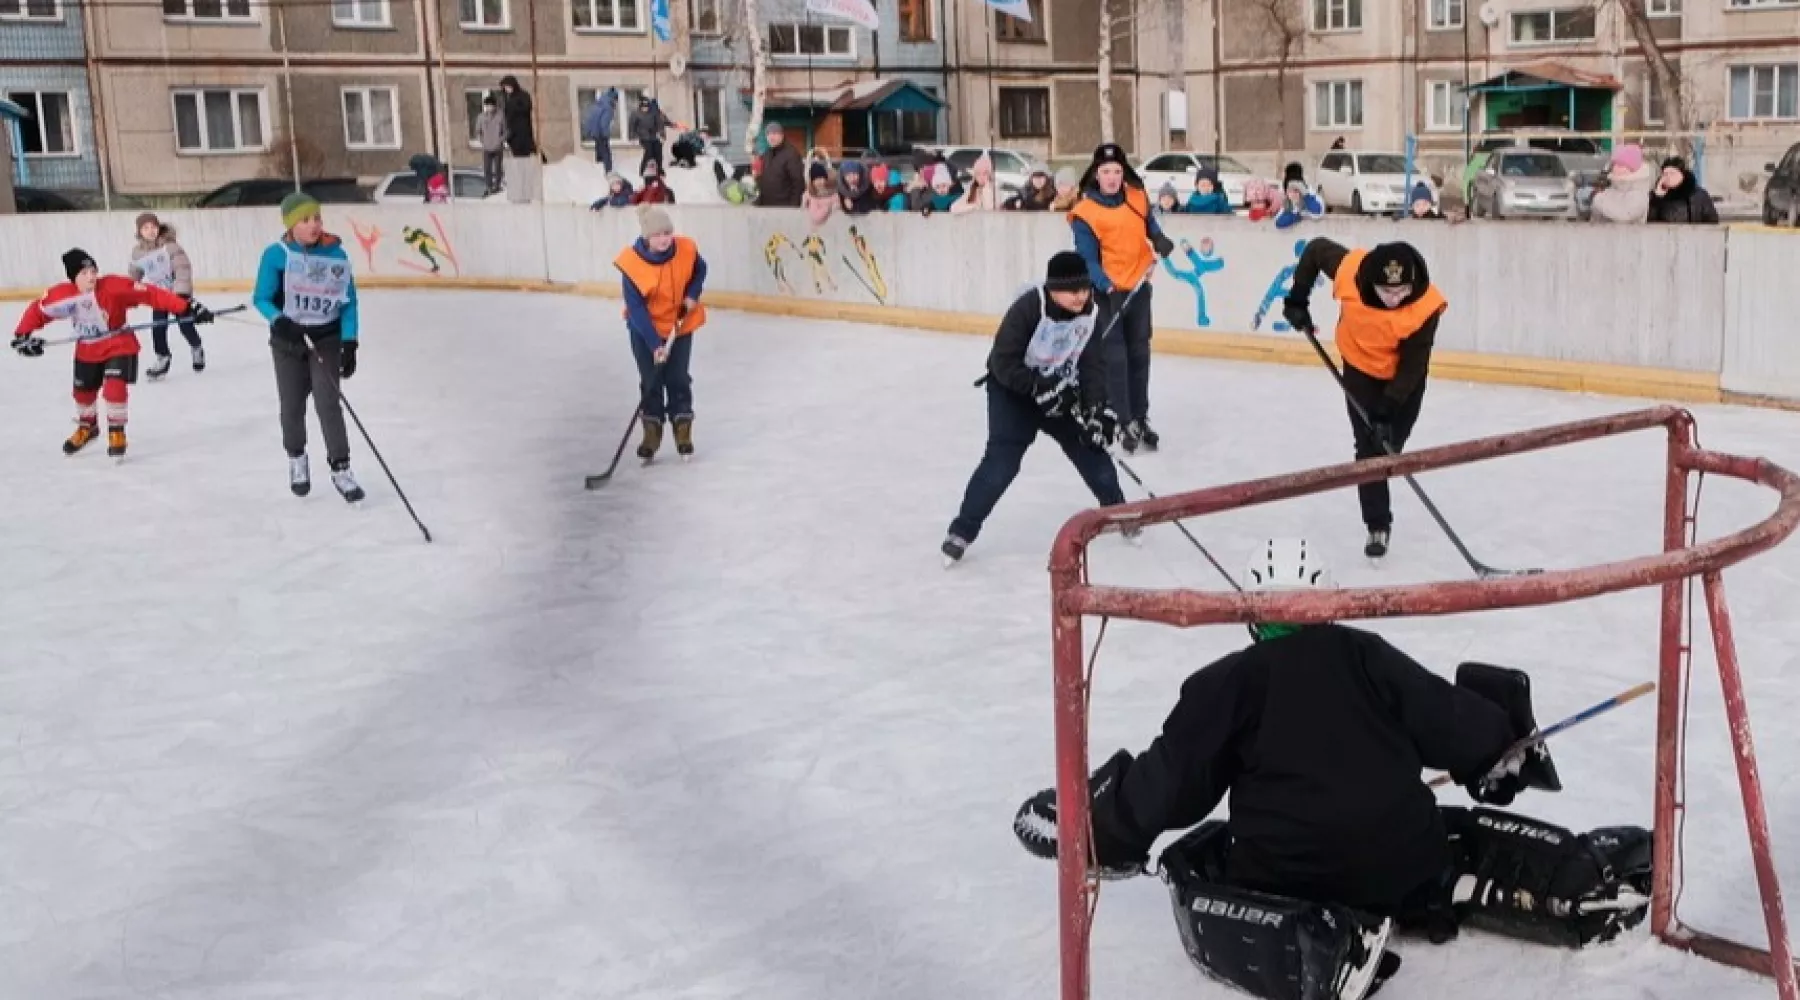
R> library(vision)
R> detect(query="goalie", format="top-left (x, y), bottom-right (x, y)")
top-left (1013, 540), bottom-right (1652, 1000)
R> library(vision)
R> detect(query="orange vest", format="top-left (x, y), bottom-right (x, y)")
top-left (1332, 249), bottom-right (1447, 380)
top-left (615, 236), bottom-right (708, 338)
top-left (1068, 187), bottom-right (1156, 291)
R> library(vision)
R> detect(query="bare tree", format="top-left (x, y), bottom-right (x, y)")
top-left (1242, 0), bottom-right (1304, 166)
top-left (1098, 0), bottom-right (1173, 147)
top-left (1099, 0), bottom-right (1117, 143)
top-left (741, 0), bottom-right (769, 162)
top-left (1608, 0), bottom-right (1690, 155)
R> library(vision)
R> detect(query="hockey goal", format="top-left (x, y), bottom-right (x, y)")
top-left (1045, 405), bottom-right (1800, 1000)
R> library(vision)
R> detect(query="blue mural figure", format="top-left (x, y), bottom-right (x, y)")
top-left (1160, 237), bottom-right (1226, 327)
top-left (1253, 238), bottom-right (1321, 332)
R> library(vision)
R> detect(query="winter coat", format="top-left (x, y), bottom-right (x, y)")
top-left (986, 285), bottom-right (1108, 412)
top-left (1589, 163), bottom-right (1654, 224)
top-left (128, 226), bottom-right (195, 295)
top-left (1274, 182), bottom-right (1325, 229)
top-left (951, 154), bottom-right (1000, 214)
top-left (802, 188), bottom-right (836, 227)
top-left (836, 161), bottom-right (881, 215)
top-left (475, 106), bottom-right (506, 152)
top-left (1005, 172), bottom-right (1057, 211)
top-left (500, 78), bottom-right (535, 157)
top-left (756, 140), bottom-right (807, 208)
top-left (1184, 188), bottom-right (1233, 215)
top-left (628, 100), bottom-right (669, 144)
top-left (583, 89), bottom-right (617, 142)
top-left (1647, 165), bottom-right (1720, 226)
top-left (631, 179), bottom-right (675, 205)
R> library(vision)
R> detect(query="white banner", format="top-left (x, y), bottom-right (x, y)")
top-left (804, 0), bottom-right (878, 30)
top-left (984, 0), bottom-right (1033, 21)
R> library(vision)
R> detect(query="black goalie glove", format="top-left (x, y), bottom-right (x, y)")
top-left (1077, 404), bottom-right (1119, 451)
top-left (1013, 750), bottom-right (1147, 880)
top-left (11, 334), bottom-right (45, 358)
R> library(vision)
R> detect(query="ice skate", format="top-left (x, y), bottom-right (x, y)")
top-left (1133, 419), bottom-right (1160, 452)
top-left (941, 533), bottom-right (969, 568)
top-left (191, 344), bottom-right (206, 372)
top-left (106, 426), bottom-right (127, 461)
top-left (62, 421), bottom-right (100, 456)
top-left (289, 454), bottom-right (312, 497)
top-left (147, 353), bottom-right (172, 381)
top-left (1364, 528), bottom-right (1390, 561)
top-left (1334, 917), bottom-right (1398, 1000)
top-left (1118, 422), bottom-right (1140, 455)
top-left (636, 417), bottom-right (664, 463)
top-left (673, 416), bottom-right (694, 460)
top-left (1121, 523), bottom-right (1144, 546)
top-left (330, 462), bottom-right (365, 503)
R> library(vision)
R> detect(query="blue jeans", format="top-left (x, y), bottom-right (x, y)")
top-left (629, 332), bottom-right (693, 421)
top-left (949, 382), bottom-right (1125, 542)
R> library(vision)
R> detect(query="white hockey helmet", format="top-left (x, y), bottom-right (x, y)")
top-left (1244, 538), bottom-right (1334, 592)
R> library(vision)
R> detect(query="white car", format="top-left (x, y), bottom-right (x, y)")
top-left (918, 145), bottom-right (1040, 197)
top-left (372, 168), bottom-right (498, 204)
top-left (1138, 152), bottom-right (1260, 207)
top-left (1315, 151), bottom-right (1437, 215)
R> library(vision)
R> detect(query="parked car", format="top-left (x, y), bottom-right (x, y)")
top-left (13, 186), bottom-right (83, 213)
top-left (1469, 150), bottom-right (1577, 221)
top-left (11, 187), bottom-right (150, 213)
top-left (1316, 151), bottom-right (1435, 214)
top-left (193, 177), bottom-right (369, 208)
top-left (916, 145), bottom-right (1039, 195)
top-left (1137, 152), bottom-right (1260, 207)
top-left (1763, 141), bottom-right (1800, 226)
top-left (373, 168), bottom-right (495, 203)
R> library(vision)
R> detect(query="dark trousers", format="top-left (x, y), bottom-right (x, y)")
top-left (629, 332), bottom-right (694, 422)
top-left (949, 382), bottom-right (1126, 542)
top-left (150, 310), bottom-right (202, 357)
top-left (639, 139), bottom-right (664, 175)
top-left (1100, 283), bottom-right (1154, 423)
top-left (482, 150), bottom-right (506, 192)
top-left (594, 137), bottom-right (613, 172)
top-left (1344, 364), bottom-right (1427, 531)
top-left (271, 336), bottom-right (350, 464)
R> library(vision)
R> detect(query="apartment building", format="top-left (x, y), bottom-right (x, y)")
top-left (1, 0), bottom-right (103, 190)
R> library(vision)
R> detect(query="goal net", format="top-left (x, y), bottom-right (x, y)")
top-left (1045, 405), bottom-right (1800, 1000)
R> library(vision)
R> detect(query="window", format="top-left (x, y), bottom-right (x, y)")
top-left (1727, 0), bottom-right (1794, 8)
top-left (173, 88), bottom-right (264, 153)
top-left (1313, 79), bottom-right (1363, 128)
top-left (342, 86), bottom-right (401, 150)
top-left (1320, 152), bottom-right (1348, 172)
top-left (693, 85), bottom-right (724, 141)
top-left (464, 89), bottom-right (497, 146)
top-left (1645, 73), bottom-right (1665, 125)
top-left (767, 22), bottom-right (854, 57)
top-left (460, 0), bottom-right (507, 28)
top-left (994, 0), bottom-right (1044, 43)
top-left (897, 0), bottom-right (930, 41)
top-left (1312, 0), bottom-right (1361, 31)
top-left (575, 86), bottom-right (646, 143)
top-left (998, 87), bottom-right (1050, 138)
top-left (1510, 8), bottom-right (1595, 45)
top-left (690, 0), bottom-right (720, 35)
top-left (1647, 0), bottom-right (1680, 13)
top-left (7, 91), bottom-right (76, 156)
top-left (0, 0), bottom-right (59, 21)
top-left (901, 98), bottom-right (937, 143)
top-left (572, 0), bottom-right (640, 32)
top-left (162, 0), bottom-right (254, 20)
top-left (1428, 0), bottom-right (1462, 29)
top-left (1427, 79), bottom-right (1465, 131)
top-left (332, 0), bottom-right (389, 26)
top-left (1729, 64), bottom-right (1799, 121)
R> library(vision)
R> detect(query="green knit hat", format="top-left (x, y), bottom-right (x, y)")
top-left (279, 191), bottom-right (321, 231)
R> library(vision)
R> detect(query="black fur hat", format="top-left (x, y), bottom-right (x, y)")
top-left (1077, 142), bottom-right (1145, 193)
top-left (1356, 242), bottom-right (1430, 309)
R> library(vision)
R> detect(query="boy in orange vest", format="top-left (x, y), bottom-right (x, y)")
top-left (1068, 143), bottom-right (1174, 455)
top-left (1281, 240), bottom-right (1447, 560)
top-left (616, 205), bottom-right (707, 460)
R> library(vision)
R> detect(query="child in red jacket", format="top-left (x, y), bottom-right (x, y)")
top-left (11, 248), bottom-right (211, 458)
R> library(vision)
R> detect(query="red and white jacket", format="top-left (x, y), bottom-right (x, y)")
top-left (14, 277), bottom-right (191, 364)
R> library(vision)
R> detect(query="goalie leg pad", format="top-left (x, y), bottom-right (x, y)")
top-left (1159, 824), bottom-right (1397, 1000)
top-left (1444, 806), bottom-right (1652, 948)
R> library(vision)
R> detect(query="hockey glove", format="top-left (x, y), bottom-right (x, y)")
top-left (1281, 299), bottom-right (1314, 333)
top-left (1150, 230), bottom-right (1175, 259)
top-left (1033, 378), bottom-right (1079, 419)
top-left (1079, 404), bottom-right (1120, 451)
top-left (338, 340), bottom-right (358, 380)
top-left (11, 334), bottom-right (45, 358)
top-left (1012, 750), bottom-right (1147, 879)
top-left (182, 298), bottom-right (215, 324)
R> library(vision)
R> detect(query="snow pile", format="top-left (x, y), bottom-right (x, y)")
top-left (540, 153), bottom-right (729, 207)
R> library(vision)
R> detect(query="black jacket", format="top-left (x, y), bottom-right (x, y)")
top-left (985, 287), bottom-right (1107, 411)
top-left (627, 101), bottom-right (669, 144)
top-left (1647, 172), bottom-right (1720, 225)
top-left (501, 81), bottom-right (535, 157)
top-left (1092, 624), bottom-right (1516, 911)
top-left (755, 144), bottom-right (807, 208)
top-left (1289, 237), bottom-right (1439, 405)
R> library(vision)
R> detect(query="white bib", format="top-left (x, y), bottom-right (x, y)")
top-left (40, 293), bottom-right (111, 342)
top-left (282, 248), bottom-right (352, 326)
top-left (136, 246), bottom-right (175, 289)
top-left (1022, 288), bottom-right (1098, 384)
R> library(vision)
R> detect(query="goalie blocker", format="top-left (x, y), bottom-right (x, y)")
top-left (1158, 809), bottom-right (1651, 1000)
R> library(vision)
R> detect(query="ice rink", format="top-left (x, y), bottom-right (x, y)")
top-left (2, 290), bottom-right (1797, 1000)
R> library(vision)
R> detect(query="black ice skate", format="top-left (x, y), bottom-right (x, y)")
top-left (1133, 419), bottom-right (1160, 451)
top-left (147, 354), bottom-right (172, 381)
top-left (673, 416), bottom-right (694, 459)
top-left (1364, 528), bottom-right (1391, 560)
top-left (1118, 422), bottom-right (1140, 455)
top-left (941, 533), bottom-right (969, 568)
top-left (637, 417), bottom-right (664, 462)
top-left (63, 421), bottom-right (99, 455)
top-left (329, 461), bottom-right (365, 503)
top-left (289, 454), bottom-right (312, 497)
top-left (191, 345), bottom-right (206, 372)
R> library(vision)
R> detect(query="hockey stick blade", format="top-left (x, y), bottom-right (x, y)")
top-left (1427, 681), bottom-right (1656, 789)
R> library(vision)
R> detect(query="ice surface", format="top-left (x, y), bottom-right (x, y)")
top-left (1, 292), bottom-right (1796, 1000)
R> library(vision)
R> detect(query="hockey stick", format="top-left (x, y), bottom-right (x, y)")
top-left (584, 331), bottom-right (678, 490)
top-left (1112, 457), bottom-right (1241, 593)
top-left (1298, 325), bottom-right (1542, 579)
top-left (337, 386), bottom-right (433, 543)
top-left (1427, 681), bottom-right (1656, 789)
top-left (32, 304), bottom-right (247, 346)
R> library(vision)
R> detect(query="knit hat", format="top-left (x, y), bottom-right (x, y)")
top-left (808, 161), bottom-right (830, 182)
top-left (1611, 143), bottom-right (1645, 173)
top-left (134, 212), bottom-right (161, 232)
top-left (638, 204), bottom-right (674, 237)
top-left (1282, 162), bottom-right (1306, 185)
top-left (1156, 181), bottom-right (1180, 204)
top-left (1054, 167), bottom-right (1077, 190)
top-left (1045, 250), bottom-right (1091, 292)
top-left (1194, 166), bottom-right (1220, 187)
top-left (280, 191), bottom-right (321, 231)
top-left (62, 247), bottom-right (96, 281)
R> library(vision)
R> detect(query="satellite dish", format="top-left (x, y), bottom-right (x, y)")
top-left (1479, 2), bottom-right (1501, 26)
top-left (670, 53), bottom-right (688, 79)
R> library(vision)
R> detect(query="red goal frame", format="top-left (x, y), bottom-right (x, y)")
top-left (1046, 406), bottom-right (1800, 1000)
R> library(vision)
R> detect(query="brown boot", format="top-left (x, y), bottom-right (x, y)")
top-left (673, 416), bottom-right (694, 457)
top-left (636, 417), bottom-right (664, 460)
top-left (63, 421), bottom-right (100, 455)
top-left (106, 425), bottom-right (128, 459)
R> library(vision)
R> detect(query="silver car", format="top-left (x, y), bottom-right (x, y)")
top-left (1470, 151), bottom-right (1577, 221)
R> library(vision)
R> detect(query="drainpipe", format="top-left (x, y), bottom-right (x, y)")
top-left (1210, 0), bottom-right (1223, 158)
top-left (276, 1), bottom-right (303, 189)
top-left (78, 0), bottom-right (113, 209)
